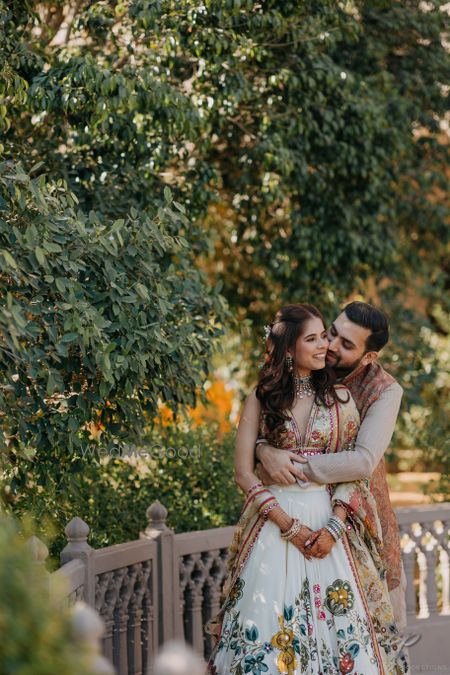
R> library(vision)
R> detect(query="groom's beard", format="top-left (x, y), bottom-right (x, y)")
top-left (328, 354), bottom-right (365, 379)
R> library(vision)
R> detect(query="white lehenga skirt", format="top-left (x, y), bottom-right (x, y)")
top-left (209, 482), bottom-right (392, 675)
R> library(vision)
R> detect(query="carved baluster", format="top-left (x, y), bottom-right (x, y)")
top-left (198, 546), bottom-right (231, 660)
top-left (201, 548), bottom-right (227, 643)
top-left (203, 580), bottom-right (223, 660)
top-left (183, 554), bottom-right (207, 656)
top-left (96, 572), bottom-right (115, 663)
top-left (433, 519), bottom-right (450, 616)
top-left (439, 547), bottom-right (450, 615)
top-left (400, 527), bottom-right (417, 618)
top-left (141, 567), bottom-right (156, 675)
top-left (423, 529), bottom-right (439, 617)
top-left (417, 548), bottom-right (429, 618)
top-left (115, 564), bottom-right (139, 675)
top-left (98, 569), bottom-right (127, 667)
top-left (180, 555), bottom-right (194, 642)
top-left (110, 568), bottom-right (128, 670)
top-left (71, 601), bottom-right (115, 674)
top-left (127, 562), bottom-right (148, 675)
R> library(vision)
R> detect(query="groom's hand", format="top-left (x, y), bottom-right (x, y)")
top-left (256, 443), bottom-right (308, 486)
top-left (255, 462), bottom-right (273, 485)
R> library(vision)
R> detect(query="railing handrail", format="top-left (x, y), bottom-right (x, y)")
top-left (395, 503), bottom-right (450, 523)
top-left (52, 558), bottom-right (85, 594)
top-left (93, 537), bottom-right (158, 575)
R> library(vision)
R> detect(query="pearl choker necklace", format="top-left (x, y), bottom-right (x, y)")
top-left (294, 374), bottom-right (314, 399)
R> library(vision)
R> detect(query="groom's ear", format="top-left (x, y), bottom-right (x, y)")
top-left (361, 351), bottom-right (378, 366)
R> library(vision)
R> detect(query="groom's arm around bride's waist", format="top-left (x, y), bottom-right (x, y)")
top-left (302, 382), bottom-right (403, 484)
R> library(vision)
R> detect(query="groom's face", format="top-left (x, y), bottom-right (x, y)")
top-left (325, 311), bottom-right (372, 370)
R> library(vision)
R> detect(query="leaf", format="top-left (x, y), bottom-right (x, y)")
top-left (68, 417), bottom-right (79, 432)
top-left (35, 246), bottom-right (46, 265)
top-left (111, 218), bottom-right (125, 232)
top-left (164, 186), bottom-right (172, 203)
top-left (135, 282), bottom-right (149, 300)
top-left (1, 250), bottom-right (18, 269)
top-left (55, 278), bottom-right (66, 293)
top-left (46, 371), bottom-right (57, 396)
top-left (60, 333), bottom-right (79, 343)
top-left (42, 240), bottom-right (62, 253)
top-left (30, 161), bottom-right (44, 174)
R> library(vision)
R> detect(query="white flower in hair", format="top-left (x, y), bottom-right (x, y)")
top-left (263, 324), bottom-right (272, 339)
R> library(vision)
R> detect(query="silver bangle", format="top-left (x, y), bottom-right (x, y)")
top-left (325, 524), bottom-right (342, 542)
top-left (329, 515), bottom-right (346, 533)
top-left (327, 525), bottom-right (343, 539)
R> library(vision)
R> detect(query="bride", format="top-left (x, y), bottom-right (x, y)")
top-left (205, 303), bottom-right (409, 674)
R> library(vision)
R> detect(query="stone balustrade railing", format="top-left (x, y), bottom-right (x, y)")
top-left (32, 501), bottom-right (450, 674)
top-left (397, 504), bottom-right (450, 621)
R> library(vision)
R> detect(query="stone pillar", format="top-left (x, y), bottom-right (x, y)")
top-left (141, 500), bottom-right (175, 646)
top-left (26, 535), bottom-right (49, 575)
top-left (61, 516), bottom-right (95, 605)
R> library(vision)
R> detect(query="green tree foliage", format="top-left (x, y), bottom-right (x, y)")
top-left (0, 515), bottom-right (96, 674)
top-left (4, 425), bottom-right (242, 558)
top-left (0, 162), bottom-right (226, 463)
top-left (0, 1), bottom-right (228, 475)
top-left (1, 0), bottom-right (448, 506)
top-left (3, 1), bottom-right (448, 312)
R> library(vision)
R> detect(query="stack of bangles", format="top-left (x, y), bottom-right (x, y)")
top-left (245, 481), bottom-right (280, 520)
top-left (324, 515), bottom-right (347, 542)
top-left (280, 518), bottom-right (303, 541)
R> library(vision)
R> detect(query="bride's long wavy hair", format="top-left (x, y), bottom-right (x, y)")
top-left (256, 304), bottom-right (341, 433)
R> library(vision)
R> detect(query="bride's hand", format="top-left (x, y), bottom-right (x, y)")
top-left (305, 527), bottom-right (336, 560)
top-left (290, 525), bottom-right (316, 561)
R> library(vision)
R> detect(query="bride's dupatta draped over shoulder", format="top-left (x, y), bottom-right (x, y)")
top-left (205, 387), bottom-right (404, 670)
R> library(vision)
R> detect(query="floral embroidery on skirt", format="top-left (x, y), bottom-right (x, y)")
top-left (207, 483), bottom-right (409, 674)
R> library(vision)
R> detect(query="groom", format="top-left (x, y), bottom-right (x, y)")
top-left (254, 301), bottom-right (413, 639)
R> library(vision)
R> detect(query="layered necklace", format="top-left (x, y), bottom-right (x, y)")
top-left (293, 373), bottom-right (314, 399)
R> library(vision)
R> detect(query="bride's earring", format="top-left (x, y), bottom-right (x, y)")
top-left (286, 353), bottom-right (294, 373)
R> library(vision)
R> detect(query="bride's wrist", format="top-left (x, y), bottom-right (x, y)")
top-left (280, 517), bottom-right (294, 534)
top-left (333, 504), bottom-right (347, 523)
top-left (273, 511), bottom-right (293, 533)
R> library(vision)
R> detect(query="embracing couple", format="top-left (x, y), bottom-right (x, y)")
top-left (206, 301), bottom-right (412, 674)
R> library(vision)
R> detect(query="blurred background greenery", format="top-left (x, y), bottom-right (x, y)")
top-left (0, 515), bottom-right (99, 673)
top-left (0, 0), bottom-right (449, 559)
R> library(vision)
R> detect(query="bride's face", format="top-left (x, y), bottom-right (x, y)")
top-left (290, 317), bottom-right (329, 375)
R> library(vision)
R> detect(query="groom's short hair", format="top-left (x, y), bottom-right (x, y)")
top-left (343, 301), bottom-right (389, 352)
